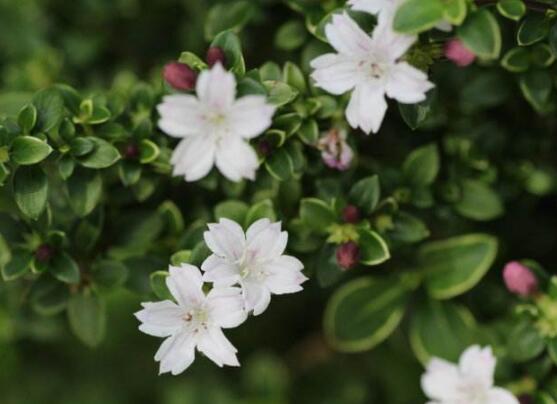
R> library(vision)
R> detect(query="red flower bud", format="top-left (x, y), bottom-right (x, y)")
top-left (519, 395), bottom-right (533, 404)
top-left (336, 242), bottom-right (360, 270)
top-left (123, 143), bottom-right (140, 160)
top-left (503, 261), bottom-right (538, 297)
top-left (444, 39), bottom-right (476, 67)
top-left (163, 62), bottom-right (197, 91)
top-left (206, 47), bottom-right (227, 67)
top-left (342, 205), bottom-right (360, 224)
top-left (257, 139), bottom-right (273, 157)
top-left (35, 244), bottom-right (54, 263)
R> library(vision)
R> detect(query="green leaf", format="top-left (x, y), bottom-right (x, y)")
top-left (265, 148), bottom-right (295, 181)
top-left (358, 228), bottom-right (390, 266)
top-left (324, 276), bottom-right (410, 352)
top-left (283, 62), bottom-right (307, 93)
top-left (398, 92), bottom-right (434, 130)
top-left (205, 0), bottom-right (256, 40)
top-left (548, 338), bottom-right (557, 365)
top-left (67, 291), bottom-right (106, 348)
top-left (50, 252), bottom-right (80, 284)
top-left (32, 88), bottom-right (64, 133)
top-left (1, 248), bottom-right (32, 281)
top-left (13, 165), bottom-right (48, 220)
top-left (158, 200), bottom-right (185, 235)
top-left (501, 47), bottom-right (530, 72)
top-left (507, 320), bottom-right (546, 362)
top-left (245, 199), bottom-right (276, 227)
top-left (457, 9), bottom-right (501, 59)
top-left (275, 20), bottom-right (308, 51)
top-left (298, 119), bottom-right (319, 145)
top-left (30, 276), bottom-right (69, 316)
top-left (410, 300), bottom-right (477, 364)
top-left (118, 161), bottom-right (142, 186)
top-left (420, 234), bottom-right (498, 299)
top-left (150, 271), bottom-right (173, 300)
top-left (300, 198), bottom-right (336, 234)
top-left (393, 0), bottom-right (445, 34)
top-left (519, 70), bottom-right (553, 112)
top-left (443, 0), bottom-right (467, 25)
top-left (349, 175), bottom-right (381, 214)
top-left (10, 136), bottom-right (52, 165)
top-left (455, 180), bottom-right (504, 221)
top-left (316, 244), bottom-right (344, 288)
top-left (69, 137), bottom-right (95, 157)
top-left (264, 81), bottom-right (299, 107)
top-left (517, 14), bottom-right (550, 46)
top-left (91, 260), bottom-right (128, 289)
top-left (211, 31), bottom-right (246, 75)
top-left (497, 0), bottom-right (526, 21)
top-left (178, 52), bottom-right (208, 70)
top-left (139, 139), bottom-right (160, 164)
top-left (403, 143), bottom-right (440, 186)
top-left (58, 156), bottom-right (75, 180)
top-left (389, 212), bottom-right (430, 244)
top-left (77, 137), bottom-right (121, 169)
top-left (66, 168), bottom-right (102, 217)
top-left (214, 200), bottom-right (249, 223)
top-left (170, 250), bottom-right (192, 266)
top-left (17, 104), bottom-right (37, 134)
top-left (531, 44), bottom-right (555, 68)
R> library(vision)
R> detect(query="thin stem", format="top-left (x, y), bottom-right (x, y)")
top-left (475, 0), bottom-right (554, 12)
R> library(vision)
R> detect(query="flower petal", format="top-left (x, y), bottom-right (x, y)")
top-left (487, 388), bottom-right (519, 404)
top-left (264, 255), bottom-right (307, 295)
top-left (345, 83), bottom-right (388, 134)
top-left (242, 282), bottom-right (272, 316)
top-left (386, 62), bottom-right (434, 104)
top-left (196, 63), bottom-right (236, 111)
top-left (201, 254), bottom-right (241, 287)
top-left (197, 327), bottom-right (240, 367)
top-left (156, 331), bottom-right (196, 375)
top-left (349, 0), bottom-right (392, 15)
top-left (421, 358), bottom-right (461, 401)
top-left (310, 53), bottom-right (359, 95)
top-left (207, 286), bottom-right (247, 329)
top-left (372, 18), bottom-right (416, 60)
top-left (204, 218), bottom-right (246, 260)
top-left (229, 96), bottom-right (275, 139)
top-left (245, 220), bottom-right (287, 261)
top-left (325, 13), bottom-right (374, 57)
top-left (166, 264), bottom-right (205, 307)
top-left (215, 136), bottom-right (259, 182)
top-left (459, 345), bottom-right (496, 390)
top-left (171, 136), bottom-right (216, 182)
top-left (135, 300), bottom-right (183, 337)
top-left (157, 95), bottom-right (203, 138)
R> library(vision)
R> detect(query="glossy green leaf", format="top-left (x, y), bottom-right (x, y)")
top-left (358, 228), bottom-right (390, 266)
top-left (11, 136), bottom-right (52, 165)
top-left (457, 9), bottom-right (501, 59)
top-left (66, 168), bottom-right (102, 217)
top-left (455, 180), bottom-right (504, 221)
top-left (393, 0), bottom-right (444, 34)
top-left (403, 144), bottom-right (440, 186)
top-left (300, 198), bottom-right (336, 234)
top-left (77, 137), bottom-right (121, 169)
top-left (67, 291), bottom-right (106, 347)
top-left (349, 175), bottom-right (381, 214)
top-left (13, 165), bottom-right (48, 220)
top-left (50, 252), bottom-right (80, 284)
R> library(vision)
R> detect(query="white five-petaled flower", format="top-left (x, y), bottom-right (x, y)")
top-left (348, 0), bottom-right (452, 31)
top-left (135, 264), bottom-right (247, 375)
top-left (421, 345), bottom-right (519, 404)
top-left (157, 63), bottom-right (276, 182)
top-left (310, 13), bottom-right (434, 134)
top-left (201, 218), bottom-right (307, 316)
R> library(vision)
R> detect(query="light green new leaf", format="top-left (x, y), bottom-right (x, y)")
top-left (358, 228), bottom-right (390, 266)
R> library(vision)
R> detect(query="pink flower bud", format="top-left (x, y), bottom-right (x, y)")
top-left (163, 62), bottom-right (197, 91)
top-left (318, 129), bottom-right (354, 171)
top-left (336, 242), bottom-right (360, 270)
top-left (503, 261), bottom-right (538, 297)
top-left (206, 47), bottom-right (227, 67)
top-left (342, 205), bottom-right (360, 224)
top-left (444, 39), bottom-right (476, 67)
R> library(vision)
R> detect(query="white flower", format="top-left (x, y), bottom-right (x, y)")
top-left (310, 13), bottom-right (434, 134)
top-left (135, 264), bottom-right (247, 375)
top-left (421, 345), bottom-right (519, 404)
top-left (157, 63), bottom-right (276, 182)
top-left (348, 0), bottom-right (452, 31)
top-left (201, 218), bottom-right (307, 316)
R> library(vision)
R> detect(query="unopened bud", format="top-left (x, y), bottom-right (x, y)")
top-left (318, 129), bottom-right (353, 171)
top-left (444, 39), bottom-right (476, 67)
top-left (342, 205), bottom-right (360, 224)
top-left (206, 47), bottom-right (226, 67)
top-left (336, 242), bottom-right (360, 270)
top-left (35, 244), bottom-right (54, 263)
top-left (258, 139), bottom-right (273, 157)
top-left (123, 143), bottom-right (140, 160)
top-left (503, 261), bottom-right (538, 297)
top-left (163, 62), bottom-right (197, 91)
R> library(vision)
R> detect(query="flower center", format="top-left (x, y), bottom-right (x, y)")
top-left (182, 305), bottom-right (210, 333)
top-left (207, 111), bottom-right (227, 126)
top-left (368, 62), bottom-right (385, 79)
top-left (237, 250), bottom-right (267, 281)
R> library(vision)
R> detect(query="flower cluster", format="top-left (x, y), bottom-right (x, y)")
top-left (135, 218), bottom-right (306, 374)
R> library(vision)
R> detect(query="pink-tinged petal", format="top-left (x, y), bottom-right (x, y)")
top-left (487, 388), bottom-right (520, 404)
top-left (242, 282), bottom-right (272, 316)
top-left (135, 301), bottom-right (183, 337)
top-left (421, 358), bottom-right (461, 401)
top-left (264, 255), bottom-right (307, 295)
top-left (310, 53), bottom-right (359, 95)
top-left (166, 264), bottom-right (205, 307)
top-left (204, 218), bottom-right (246, 260)
top-left (325, 13), bottom-right (374, 57)
top-left (445, 39), bottom-right (476, 67)
top-left (386, 62), bottom-right (434, 104)
top-left (229, 96), bottom-right (275, 139)
top-left (458, 345), bottom-right (496, 389)
top-left (503, 261), bottom-right (538, 297)
top-left (156, 331), bottom-right (196, 375)
top-left (214, 136), bottom-right (259, 182)
top-left (207, 287), bottom-right (247, 329)
top-left (157, 95), bottom-right (203, 137)
top-left (171, 136), bottom-right (216, 182)
top-left (345, 83), bottom-right (388, 134)
top-left (201, 254), bottom-right (241, 287)
top-left (197, 327), bottom-right (240, 367)
top-left (196, 63), bottom-right (236, 110)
